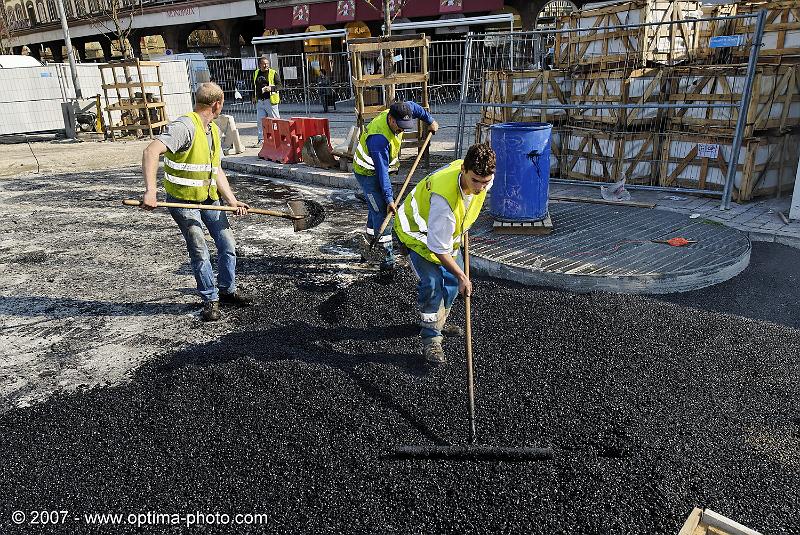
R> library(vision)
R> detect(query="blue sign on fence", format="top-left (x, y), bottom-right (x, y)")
top-left (709, 35), bottom-right (744, 48)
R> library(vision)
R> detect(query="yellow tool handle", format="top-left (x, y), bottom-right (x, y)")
top-left (122, 199), bottom-right (301, 219)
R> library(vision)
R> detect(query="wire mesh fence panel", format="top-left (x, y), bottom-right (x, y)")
top-left (305, 51), bottom-right (352, 107)
top-left (454, 11), bottom-right (794, 202)
top-left (199, 57), bottom-right (257, 124)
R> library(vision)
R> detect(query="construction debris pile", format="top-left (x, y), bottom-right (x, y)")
top-left (479, 0), bottom-right (800, 200)
top-left (1, 266), bottom-right (797, 533)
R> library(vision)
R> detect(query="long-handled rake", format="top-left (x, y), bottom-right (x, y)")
top-left (393, 232), bottom-right (553, 462)
top-left (122, 198), bottom-right (325, 232)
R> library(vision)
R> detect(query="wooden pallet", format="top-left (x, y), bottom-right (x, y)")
top-left (554, 0), bottom-right (702, 71)
top-left (348, 34), bottom-right (431, 165)
top-left (492, 213), bottom-right (553, 235)
top-left (668, 64), bottom-right (800, 137)
top-left (694, 3), bottom-right (740, 64)
top-left (99, 59), bottom-right (168, 141)
top-left (481, 70), bottom-right (570, 125)
top-left (733, 1), bottom-right (800, 64)
top-left (679, 507), bottom-right (763, 535)
top-left (561, 126), bottom-right (659, 185)
top-left (570, 67), bottom-right (667, 128)
top-left (658, 131), bottom-right (800, 200)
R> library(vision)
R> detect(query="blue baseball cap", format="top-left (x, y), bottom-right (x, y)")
top-left (388, 102), bottom-right (415, 129)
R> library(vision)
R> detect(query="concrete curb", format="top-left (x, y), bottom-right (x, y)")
top-left (222, 156), bottom-right (359, 190)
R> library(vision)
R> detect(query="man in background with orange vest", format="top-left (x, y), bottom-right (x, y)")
top-left (251, 55), bottom-right (282, 148)
top-left (394, 143), bottom-right (495, 365)
top-left (141, 82), bottom-right (251, 322)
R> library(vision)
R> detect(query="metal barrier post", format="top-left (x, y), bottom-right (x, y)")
top-left (302, 51), bottom-right (310, 115)
top-left (455, 32), bottom-right (474, 159)
top-left (720, 9), bottom-right (767, 210)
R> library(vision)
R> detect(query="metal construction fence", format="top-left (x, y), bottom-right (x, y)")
top-left (454, 11), bottom-right (780, 207)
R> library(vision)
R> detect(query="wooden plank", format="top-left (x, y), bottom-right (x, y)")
top-left (348, 37), bottom-right (429, 53)
top-left (102, 82), bottom-right (162, 90)
top-left (109, 121), bottom-right (169, 131)
top-left (105, 102), bottom-right (166, 112)
top-left (353, 73), bottom-right (428, 88)
top-left (550, 194), bottom-right (656, 208)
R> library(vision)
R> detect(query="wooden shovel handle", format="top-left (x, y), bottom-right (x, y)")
top-left (122, 199), bottom-right (301, 220)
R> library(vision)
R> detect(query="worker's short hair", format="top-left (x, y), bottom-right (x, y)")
top-left (259, 55), bottom-right (269, 64)
top-left (195, 82), bottom-right (224, 107)
top-left (463, 143), bottom-right (496, 177)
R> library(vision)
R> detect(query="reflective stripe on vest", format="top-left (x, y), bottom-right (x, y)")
top-left (394, 159), bottom-right (487, 265)
top-left (163, 112), bottom-right (221, 202)
top-left (253, 68), bottom-right (280, 105)
top-left (352, 110), bottom-right (402, 176)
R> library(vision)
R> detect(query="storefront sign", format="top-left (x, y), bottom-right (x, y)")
top-left (336, 0), bottom-right (355, 22)
top-left (440, 0), bottom-right (463, 13)
top-left (292, 5), bottom-right (309, 26)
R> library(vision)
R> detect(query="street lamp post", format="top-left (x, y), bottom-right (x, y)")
top-left (55, 0), bottom-right (82, 98)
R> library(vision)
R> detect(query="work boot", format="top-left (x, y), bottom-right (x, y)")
top-left (441, 323), bottom-right (465, 337)
top-left (201, 301), bottom-right (221, 322)
top-left (422, 337), bottom-right (446, 366)
top-left (219, 291), bottom-right (252, 307)
top-left (440, 307), bottom-right (464, 337)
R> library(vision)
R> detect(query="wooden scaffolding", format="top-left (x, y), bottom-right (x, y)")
top-left (348, 33), bottom-right (431, 164)
top-left (100, 59), bottom-right (169, 141)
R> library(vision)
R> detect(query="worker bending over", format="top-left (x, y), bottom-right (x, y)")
top-left (141, 82), bottom-right (251, 322)
top-left (353, 101), bottom-right (438, 272)
top-left (394, 143), bottom-right (495, 365)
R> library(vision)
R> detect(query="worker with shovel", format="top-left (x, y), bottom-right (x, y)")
top-left (140, 82), bottom-right (252, 322)
top-left (353, 101), bottom-right (438, 273)
top-left (394, 143), bottom-right (495, 365)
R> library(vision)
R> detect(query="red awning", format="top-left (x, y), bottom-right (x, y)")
top-left (263, 0), bottom-right (504, 31)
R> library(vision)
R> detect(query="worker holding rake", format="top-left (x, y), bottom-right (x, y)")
top-left (353, 101), bottom-right (438, 273)
top-left (140, 82), bottom-right (251, 322)
top-left (394, 143), bottom-right (495, 365)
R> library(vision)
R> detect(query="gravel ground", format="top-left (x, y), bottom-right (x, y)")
top-left (1, 167), bottom-right (798, 533)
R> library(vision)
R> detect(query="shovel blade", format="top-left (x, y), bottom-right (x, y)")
top-left (287, 199), bottom-right (325, 232)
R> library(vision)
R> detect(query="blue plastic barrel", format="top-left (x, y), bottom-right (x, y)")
top-left (489, 122), bottom-right (552, 221)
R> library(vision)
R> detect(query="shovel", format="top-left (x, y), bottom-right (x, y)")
top-left (122, 199), bottom-right (325, 232)
top-left (362, 132), bottom-right (433, 262)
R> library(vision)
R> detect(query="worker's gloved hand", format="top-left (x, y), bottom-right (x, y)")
top-left (141, 190), bottom-right (158, 211)
top-left (386, 201), bottom-right (397, 215)
top-left (429, 120), bottom-right (439, 135)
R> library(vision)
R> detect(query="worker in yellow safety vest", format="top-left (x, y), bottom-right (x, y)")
top-left (141, 82), bottom-right (251, 322)
top-left (251, 55), bottom-right (282, 148)
top-left (353, 101), bottom-right (438, 272)
top-left (394, 143), bottom-right (496, 365)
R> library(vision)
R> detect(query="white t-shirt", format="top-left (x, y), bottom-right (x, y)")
top-left (427, 188), bottom-right (473, 255)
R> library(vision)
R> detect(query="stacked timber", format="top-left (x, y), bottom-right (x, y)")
top-left (733, 1), bottom-right (800, 63)
top-left (553, 0), bottom-right (703, 70)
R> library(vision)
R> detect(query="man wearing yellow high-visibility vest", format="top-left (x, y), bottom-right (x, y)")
top-left (394, 143), bottom-right (495, 365)
top-left (251, 55), bottom-right (281, 148)
top-left (353, 101), bottom-right (438, 272)
top-left (141, 82), bottom-right (251, 322)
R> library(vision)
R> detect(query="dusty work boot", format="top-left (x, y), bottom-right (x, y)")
top-left (440, 307), bottom-right (464, 337)
top-left (422, 337), bottom-right (446, 366)
top-left (201, 301), bottom-right (221, 322)
top-left (220, 291), bottom-right (252, 308)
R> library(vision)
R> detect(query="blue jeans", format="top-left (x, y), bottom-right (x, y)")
top-left (256, 99), bottom-right (280, 142)
top-left (409, 250), bottom-right (462, 340)
top-left (167, 195), bottom-right (237, 302)
top-left (354, 171), bottom-right (394, 268)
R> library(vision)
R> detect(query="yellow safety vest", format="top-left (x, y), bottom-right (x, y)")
top-left (352, 110), bottom-right (402, 176)
top-left (253, 68), bottom-right (280, 105)
top-left (395, 160), bottom-right (486, 264)
top-left (163, 112), bottom-right (221, 202)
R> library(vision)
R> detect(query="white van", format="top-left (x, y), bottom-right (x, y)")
top-left (150, 52), bottom-right (210, 91)
top-left (0, 55), bottom-right (44, 68)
